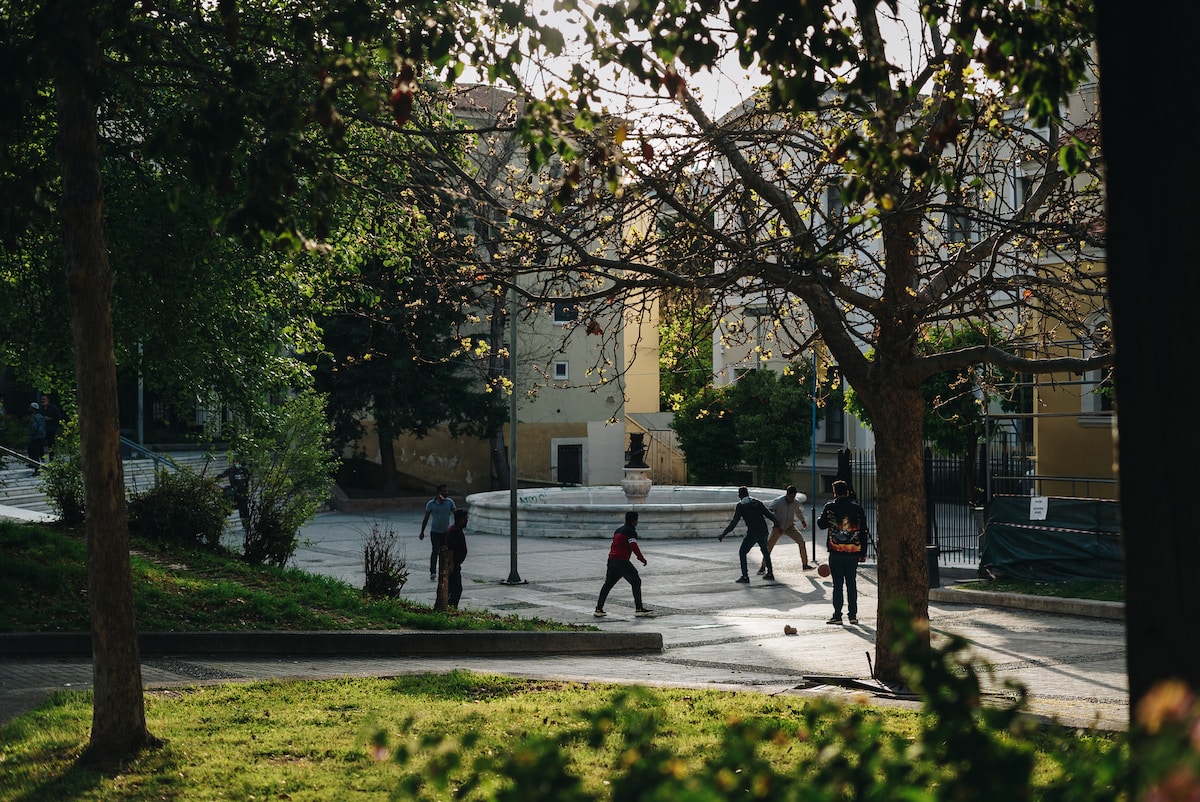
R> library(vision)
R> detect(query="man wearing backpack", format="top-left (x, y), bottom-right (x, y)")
top-left (818, 480), bottom-right (870, 625)
top-left (719, 486), bottom-right (779, 583)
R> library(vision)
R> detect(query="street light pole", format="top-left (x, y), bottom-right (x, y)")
top-left (504, 276), bottom-right (524, 584)
top-left (810, 348), bottom-right (818, 547)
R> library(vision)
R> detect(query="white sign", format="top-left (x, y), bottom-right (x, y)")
top-left (1029, 496), bottom-right (1049, 521)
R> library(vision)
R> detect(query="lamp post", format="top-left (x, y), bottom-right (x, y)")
top-left (810, 348), bottom-right (818, 543)
top-left (504, 275), bottom-right (524, 585)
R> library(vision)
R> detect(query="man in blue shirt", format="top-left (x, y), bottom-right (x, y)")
top-left (419, 485), bottom-right (455, 582)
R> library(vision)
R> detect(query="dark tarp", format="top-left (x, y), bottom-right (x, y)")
top-left (979, 495), bottom-right (1123, 582)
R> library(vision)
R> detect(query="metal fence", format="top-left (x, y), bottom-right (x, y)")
top-left (834, 440), bottom-right (1039, 566)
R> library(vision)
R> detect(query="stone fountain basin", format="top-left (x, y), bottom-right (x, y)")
top-left (466, 485), bottom-right (803, 539)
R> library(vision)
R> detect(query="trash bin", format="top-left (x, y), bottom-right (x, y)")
top-left (926, 544), bottom-right (941, 589)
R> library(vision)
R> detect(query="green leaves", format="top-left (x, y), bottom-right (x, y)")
top-left (672, 365), bottom-right (815, 486)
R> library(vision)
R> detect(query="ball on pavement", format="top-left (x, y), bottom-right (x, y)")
top-left (817, 563), bottom-right (831, 578)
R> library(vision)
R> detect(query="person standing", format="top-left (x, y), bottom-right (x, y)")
top-left (818, 480), bottom-right (870, 625)
top-left (27, 402), bottom-right (46, 475)
top-left (419, 484), bottom-right (456, 582)
top-left (757, 484), bottom-right (812, 574)
top-left (39, 394), bottom-right (65, 457)
top-left (594, 511), bottom-right (652, 617)
top-left (719, 486), bottom-right (779, 583)
top-left (442, 509), bottom-right (470, 609)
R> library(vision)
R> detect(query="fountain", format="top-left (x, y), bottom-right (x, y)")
top-left (619, 432), bottom-right (652, 503)
top-left (466, 435), bottom-right (804, 539)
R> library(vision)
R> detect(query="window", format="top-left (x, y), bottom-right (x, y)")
top-left (1082, 368), bottom-right (1115, 414)
top-left (1015, 174), bottom-right (1035, 209)
top-left (822, 184), bottom-right (844, 242)
top-left (552, 302), bottom-right (578, 323)
top-left (947, 207), bottom-right (972, 242)
top-left (825, 404), bottom-right (845, 444)
top-left (553, 361), bottom-right (569, 381)
top-left (823, 368), bottom-right (846, 443)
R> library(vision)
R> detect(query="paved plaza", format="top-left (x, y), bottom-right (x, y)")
top-left (0, 506), bottom-right (1129, 730)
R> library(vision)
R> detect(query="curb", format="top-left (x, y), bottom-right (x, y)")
top-left (0, 630), bottom-right (664, 658)
top-left (930, 586), bottom-right (1124, 621)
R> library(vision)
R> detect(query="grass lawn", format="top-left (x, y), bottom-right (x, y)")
top-left (0, 672), bottom-right (1124, 802)
top-left (0, 520), bottom-right (585, 633)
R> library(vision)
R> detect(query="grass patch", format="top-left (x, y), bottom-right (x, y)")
top-left (0, 520), bottom-right (584, 633)
top-left (960, 577), bottom-right (1125, 603)
top-left (0, 672), bottom-right (1124, 802)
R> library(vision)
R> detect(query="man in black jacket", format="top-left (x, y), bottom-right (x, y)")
top-left (443, 509), bottom-right (469, 609)
top-left (818, 480), bottom-right (870, 625)
top-left (719, 486), bottom-right (779, 583)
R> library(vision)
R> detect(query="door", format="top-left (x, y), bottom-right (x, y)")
top-left (557, 444), bottom-right (583, 485)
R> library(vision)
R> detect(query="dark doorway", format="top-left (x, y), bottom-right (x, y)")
top-left (557, 444), bottom-right (583, 485)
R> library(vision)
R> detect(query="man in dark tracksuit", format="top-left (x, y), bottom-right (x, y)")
top-left (719, 486), bottom-right (779, 583)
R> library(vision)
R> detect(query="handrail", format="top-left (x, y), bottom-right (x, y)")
top-left (119, 438), bottom-right (182, 473)
top-left (0, 444), bottom-right (38, 469)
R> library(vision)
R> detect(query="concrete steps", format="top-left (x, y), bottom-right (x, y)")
top-left (0, 451), bottom-right (228, 518)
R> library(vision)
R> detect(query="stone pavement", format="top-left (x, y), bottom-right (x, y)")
top-left (0, 507), bottom-right (1129, 730)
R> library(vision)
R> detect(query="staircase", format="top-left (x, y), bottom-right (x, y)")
top-left (0, 451), bottom-right (228, 520)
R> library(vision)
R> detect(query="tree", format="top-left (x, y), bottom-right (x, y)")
top-left (315, 251), bottom-right (506, 492)
top-left (659, 293), bottom-right (715, 412)
top-left (490, 0), bottom-right (1107, 684)
top-left (847, 325), bottom-right (1024, 504)
top-left (673, 366), bottom-right (813, 486)
top-left (1094, 1), bottom-right (1200, 717)
top-left (0, 0), bottom-right (559, 761)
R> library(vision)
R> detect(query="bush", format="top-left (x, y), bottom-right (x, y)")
top-left (128, 468), bottom-right (232, 549)
top-left (39, 420), bottom-right (85, 525)
top-left (227, 389), bottom-right (337, 567)
top-left (362, 521), bottom-right (408, 599)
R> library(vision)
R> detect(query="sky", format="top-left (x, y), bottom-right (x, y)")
top-left (479, 0), bottom-right (766, 119)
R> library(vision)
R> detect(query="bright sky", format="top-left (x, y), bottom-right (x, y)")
top-left (480, 0), bottom-right (931, 121)
top-left (478, 0), bottom-right (766, 119)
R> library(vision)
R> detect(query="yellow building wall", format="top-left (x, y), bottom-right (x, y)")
top-left (623, 301), bottom-right (661, 414)
top-left (354, 422), bottom-right (495, 494)
top-left (1032, 373), bottom-right (1117, 499)
top-left (508, 421), bottom-right (589, 483)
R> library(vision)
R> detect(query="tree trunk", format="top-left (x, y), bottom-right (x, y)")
top-left (1096, 0), bottom-right (1200, 718)
top-left (868, 379), bottom-right (930, 684)
top-left (53, 10), bottom-right (153, 761)
top-left (376, 422), bottom-right (400, 495)
top-left (435, 546), bottom-right (451, 611)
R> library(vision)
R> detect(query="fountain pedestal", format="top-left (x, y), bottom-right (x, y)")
top-left (620, 467), bottom-right (652, 504)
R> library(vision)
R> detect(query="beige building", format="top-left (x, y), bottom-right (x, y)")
top-left (347, 85), bottom-right (663, 495)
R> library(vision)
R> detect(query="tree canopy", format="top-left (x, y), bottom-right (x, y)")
top-left (480, 0), bottom-right (1107, 682)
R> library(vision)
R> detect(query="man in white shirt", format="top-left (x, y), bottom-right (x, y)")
top-left (757, 485), bottom-right (812, 574)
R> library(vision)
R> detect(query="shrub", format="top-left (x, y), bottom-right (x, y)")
top-left (227, 389), bottom-right (337, 567)
top-left (362, 521), bottom-right (408, 599)
top-left (128, 468), bottom-right (231, 549)
top-left (39, 420), bottom-right (85, 525)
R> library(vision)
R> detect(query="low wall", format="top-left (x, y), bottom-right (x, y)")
top-left (466, 485), bottom-right (798, 539)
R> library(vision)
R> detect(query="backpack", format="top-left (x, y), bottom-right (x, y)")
top-left (829, 526), bottom-right (862, 552)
